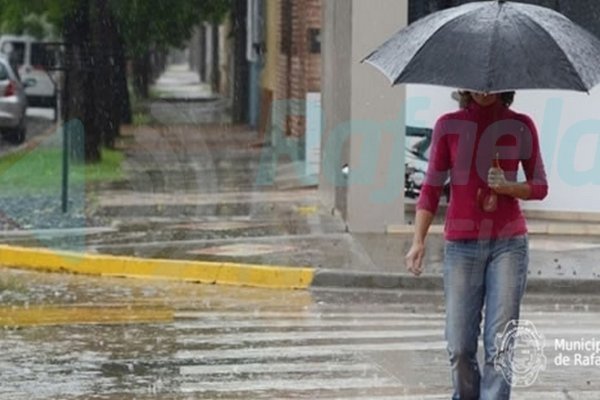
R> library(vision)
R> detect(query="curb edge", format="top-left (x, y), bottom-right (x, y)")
top-left (0, 245), bottom-right (314, 290)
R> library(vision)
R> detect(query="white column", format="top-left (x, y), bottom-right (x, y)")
top-left (320, 0), bottom-right (407, 232)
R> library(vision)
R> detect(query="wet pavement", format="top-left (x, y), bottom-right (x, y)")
top-left (1, 61), bottom-right (600, 400)
top-left (151, 64), bottom-right (217, 102)
top-left (0, 107), bottom-right (56, 157)
top-left (1, 267), bottom-right (600, 399)
top-left (0, 65), bottom-right (599, 293)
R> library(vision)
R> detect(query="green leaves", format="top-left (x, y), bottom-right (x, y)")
top-left (0, 0), bottom-right (231, 53)
top-left (109, 0), bottom-right (231, 56)
top-left (0, 0), bottom-right (30, 34)
top-left (0, 0), bottom-right (74, 34)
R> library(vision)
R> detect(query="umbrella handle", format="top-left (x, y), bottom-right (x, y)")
top-left (493, 152), bottom-right (501, 169)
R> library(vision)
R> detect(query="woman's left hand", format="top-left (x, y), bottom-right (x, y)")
top-left (488, 165), bottom-right (513, 195)
top-left (491, 180), bottom-right (535, 199)
top-left (489, 182), bottom-right (514, 196)
top-left (486, 156), bottom-right (537, 201)
top-left (488, 164), bottom-right (507, 186)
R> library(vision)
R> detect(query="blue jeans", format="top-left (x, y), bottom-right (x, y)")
top-left (443, 235), bottom-right (529, 400)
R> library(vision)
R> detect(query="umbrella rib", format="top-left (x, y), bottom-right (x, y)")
top-left (362, 58), bottom-right (397, 86)
top-left (391, 5), bottom-right (488, 87)
top-left (515, 11), bottom-right (588, 92)
top-left (506, 11), bottom-right (539, 90)
top-left (486, 6), bottom-right (503, 93)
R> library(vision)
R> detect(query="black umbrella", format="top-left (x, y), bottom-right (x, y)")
top-left (363, 0), bottom-right (600, 93)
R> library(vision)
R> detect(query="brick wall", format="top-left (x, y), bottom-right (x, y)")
top-left (274, 0), bottom-right (322, 140)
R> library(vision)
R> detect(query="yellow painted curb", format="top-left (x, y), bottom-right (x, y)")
top-left (0, 306), bottom-right (173, 327)
top-left (0, 245), bottom-right (314, 290)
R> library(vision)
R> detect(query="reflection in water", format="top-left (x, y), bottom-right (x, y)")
top-left (0, 268), bottom-right (315, 399)
top-left (3, 268), bottom-right (599, 398)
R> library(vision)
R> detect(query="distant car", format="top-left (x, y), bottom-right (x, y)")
top-left (405, 126), bottom-right (451, 203)
top-left (0, 35), bottom-right (57, 108)
top-left (0, 55), bottom-right (34, 144)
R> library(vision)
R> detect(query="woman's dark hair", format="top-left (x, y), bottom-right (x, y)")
top-left (457, 91), bottom-right (515, 108)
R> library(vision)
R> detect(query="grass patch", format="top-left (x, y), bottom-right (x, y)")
top-left (133, 111), bottom-right (154, 126)
top-left (130, 85), bottom-right (156, 126)
top-left (80, 148), bottom-right (124, 182)
top-left (0, 147), bottom-right (125, 195)
top-left (149, 87), bottom-right (163, 100)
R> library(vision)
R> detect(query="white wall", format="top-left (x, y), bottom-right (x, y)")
top-left (406, 84), bottom-right (600, 214)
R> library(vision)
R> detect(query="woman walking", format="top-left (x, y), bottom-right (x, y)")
top-left (405, 91), bottom-right (548, 400)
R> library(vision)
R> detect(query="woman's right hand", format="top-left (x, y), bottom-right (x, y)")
top-left (405, 241), bottom-right (426, 276)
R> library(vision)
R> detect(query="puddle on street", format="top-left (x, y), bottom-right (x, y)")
top-left (0, 267), bottom-right (319, 399)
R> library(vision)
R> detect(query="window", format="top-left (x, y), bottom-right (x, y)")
top-left (8, 41), bottom-right (25, 66)
top-left (32, 42), bottom-right (55, 68)
top-left (0, 62), bottom-right (7, 80)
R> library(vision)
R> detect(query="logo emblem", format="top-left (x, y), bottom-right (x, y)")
top-left (494, 319), bottom-right (547, 387)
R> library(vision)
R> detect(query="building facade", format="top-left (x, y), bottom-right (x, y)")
top-left (274, 0), bottom-right (322, 139)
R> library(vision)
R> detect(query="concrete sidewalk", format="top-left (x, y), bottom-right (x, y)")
top-left (151, 63), bottom-right (217, 102)
top-left (0, 64), bottom-right (599, 293)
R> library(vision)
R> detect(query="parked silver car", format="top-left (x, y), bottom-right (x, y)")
top-left (0, 55), bottom-right (33, 144)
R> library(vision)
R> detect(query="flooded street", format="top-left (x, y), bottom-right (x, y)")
top-left (1, 268), bottom-right (599, 399)
top-left (2, 1), bottom-right (600, 399)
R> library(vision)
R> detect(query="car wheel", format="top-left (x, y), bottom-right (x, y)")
top-left (5, 120), bottom-right (26, 145)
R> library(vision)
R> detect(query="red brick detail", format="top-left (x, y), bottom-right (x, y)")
top-left (275, 0), bottom-right (322, 138)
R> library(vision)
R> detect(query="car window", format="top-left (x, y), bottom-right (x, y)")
top-left (8, 41), bottom-right (25, 66)
top-left (31, 42), bottom-right (54, 68)
top-left (0, 62), bottom-right (7, 80)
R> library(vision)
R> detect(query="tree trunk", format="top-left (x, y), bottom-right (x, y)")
top-left (114, 32), bottom-right (132, 124)
top-left (150, 48), bottom-right (168, 81)
top-left (199, 26), bottom-right (207, 82)
top-left (63, 0), bottom-right (101, 163)
top-left (211, 23), bottom-right (220, 94)
top-left (91, 0), bottom-right (120, 149)
top-left (132, 51), bottom-right (150, 99)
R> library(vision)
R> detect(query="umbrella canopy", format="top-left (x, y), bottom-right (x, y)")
top-left (363, 0), bottom-right (600, 93)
